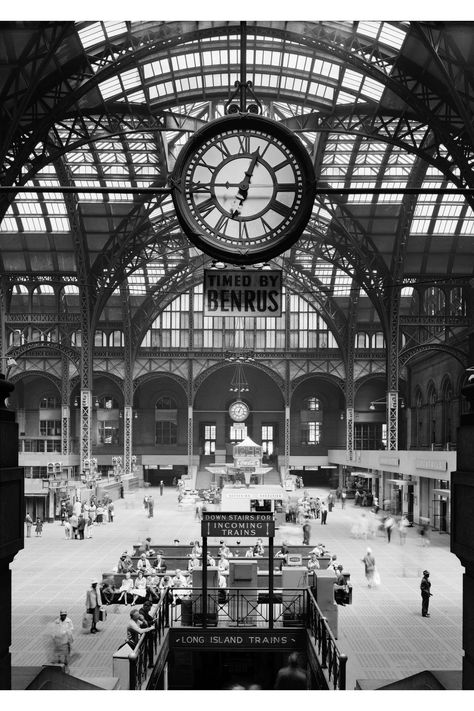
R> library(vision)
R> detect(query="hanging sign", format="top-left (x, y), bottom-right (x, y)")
top-left (201, 511), bottom-right (275, 537)
top-left (203, 269), bottom-right (282, 317)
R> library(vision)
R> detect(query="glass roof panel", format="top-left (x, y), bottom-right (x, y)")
top-left (77, 21), bottom-right (127, 50)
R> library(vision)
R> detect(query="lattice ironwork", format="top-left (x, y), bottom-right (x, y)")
top-left (387, 391), bottom-right (398, 451)
top-left (80, 389), bottom-right (91, 473)
top-left (346, 407), bottom-right (354, 461)
top-left (61, 405), bottom-right (70, 457)
top-left (187, 359), bottom-right (193, 471)
top-left (123, 405), bottom-right (133, 476)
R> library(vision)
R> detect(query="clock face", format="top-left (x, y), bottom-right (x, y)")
top-left (170, 114), bottom-right (316, 264)
top-left (229, 400), bottom-right (250, 422)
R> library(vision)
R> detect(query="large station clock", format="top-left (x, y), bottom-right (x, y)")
top-left (228, 400), bottom-right (250, 422)
top-left (170, 114), bottom-right (316, 264)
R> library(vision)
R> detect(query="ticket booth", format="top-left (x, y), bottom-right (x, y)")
top-left (228, 560), bottom-right (258, 625)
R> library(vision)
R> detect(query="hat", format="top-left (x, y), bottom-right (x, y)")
top-left (60, 609), bottom-right (67, 614)
top-left (91, 579), bottom-right (98, 584)
top-left (423, 570), bottom-right (430, 576)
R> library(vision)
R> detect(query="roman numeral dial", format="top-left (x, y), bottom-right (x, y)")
top-left (171, 115), bottom-right (317, 265)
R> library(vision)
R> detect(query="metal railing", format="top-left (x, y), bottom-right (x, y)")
top-left (167, 587), bottom-right (306, 628)
top-left (127, 595), bottom-right (169, 690)
top-left (306, 589), bottom-right (347, 690)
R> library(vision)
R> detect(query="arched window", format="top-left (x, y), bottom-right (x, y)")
top-left (110, 330), bottom-right (124, 347)
top-left (94, 331), bottom-right (107, 346)
top-left (155, 396), bottom-right (177, 445)
top-left (373, 332), bottom-right (385, 348)
top-left (355, 332), bottom-right (370, 348)
top-left (71, 330), bottom-right (82, 347)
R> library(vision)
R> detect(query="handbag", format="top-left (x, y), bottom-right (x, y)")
top-left (373, 569), bottom-right (381, 586)
top-left (99, 605), bottom-right (107, 622)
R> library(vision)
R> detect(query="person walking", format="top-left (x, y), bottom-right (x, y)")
top-left (398, 515), bottom-right (409, 544)
top-left (50, 609), bottom-right (74, 672)
top-left (274, 652), bottom-right (307, 690)
top-left (25, 513), bottom-right (33, 538)
top-left (384, 514), bottom-right (394, 542)
top-left (341, 490), bottom-right (346, 509)
top-left (107, 502), bottom-right (114, 522)
top-left (35, 517), bottom-right (43, 537)
top-left (320, 501), bottom-right (328, 525)
top-left (160, 480), bottom-right (164, 496)
top-left (420, 570), bottom-right (433, 617)
top-left (85, 580), bottom-right (102, 633)
top-left (302, 520), bottom-right (311, 545)
top-left (148, 496), bottom-right (154, 518)
top-left (361, 547), bottom-right (376, 588)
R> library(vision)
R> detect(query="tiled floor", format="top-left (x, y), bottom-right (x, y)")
top-left (10, 484), bottom-right (464, 690)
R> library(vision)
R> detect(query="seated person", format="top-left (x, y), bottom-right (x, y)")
top-left (154, 554), bottom-right (167, 573)
top-left (188, 554), bottom-right (200, 572)
top-left (171, 570), bottom-right (191, 605)
top-left (275, 542), bottom-right (289, 560)
top-left (333, 565), bottom-right (349, 606)
top-left (137, 553), bottom-right (153, 573)
top-left (330, 554), bottom-right (340, 573)
top-left (117, 571), bottom-right (134, 605)
top-left (218, 542), bottom-right (233, 558)
top-left (253, 538), bottom-right (264, 556)
top-left (190, 540), bottom-right (202, 557)
top-left (307, 552), bottom-right (320, 572)
top-left (206, 553), bottom-right (216, 567)
top-left (218, 554), bottom-right (229, 575)
top-left (171, 569), bottom-right (187, 588)
top-left (146, 572), bottom-right (161, 603)
top-left (311, 543), bottom-right (327, 557)
top-left (100, 576), bottom-right (117, 604)
top-left (245, 546), bottom-right (255, 558)
top-left (144, 537), bottom-right (152, 552)
top-left (117, 551), bottom-right (134, 574)
top-left (131, 570), bottom-right (148, 605)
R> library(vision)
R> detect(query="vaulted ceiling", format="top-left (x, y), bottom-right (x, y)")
top-left (1, 20), bottom-right (473, 342)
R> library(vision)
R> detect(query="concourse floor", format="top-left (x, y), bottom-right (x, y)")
top-left (10, 484), bottom-right (463, 690)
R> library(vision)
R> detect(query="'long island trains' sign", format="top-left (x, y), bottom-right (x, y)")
top-left (203, 269), bottom-right (282, 317)
top-left (201, 512), bottom-right (275, 537)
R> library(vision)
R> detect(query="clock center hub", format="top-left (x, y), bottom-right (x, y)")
top-left (212, 158), bottom-right (274, 219)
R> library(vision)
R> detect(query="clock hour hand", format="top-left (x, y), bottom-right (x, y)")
top-left (231, 149), bottom-right (260, 218)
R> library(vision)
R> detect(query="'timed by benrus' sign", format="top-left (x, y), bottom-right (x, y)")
top-left (203, 269), bottom-right (282, 317)
top-left (201, 512), bottom-right (275, 538)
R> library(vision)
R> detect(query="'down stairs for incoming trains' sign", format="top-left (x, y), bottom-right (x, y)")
top-left (201, 512), bottom-right (275, 537)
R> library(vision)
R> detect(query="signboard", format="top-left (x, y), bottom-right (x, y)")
top-left (170, 628), bottom-right (304, 650)
top-left (201, 511), bottom-right (275, 537)
top-left (204, 269), bottom-right (282, 317)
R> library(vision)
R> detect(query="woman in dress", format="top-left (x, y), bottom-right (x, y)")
top-left (131, 570), bottom-right (147, 605)
top-left (361, 547), bottom-right (376, 588)
top-left (117, 571), bottom-right (134, 605)
top-left (35, 517), bottom-right (43, 536)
